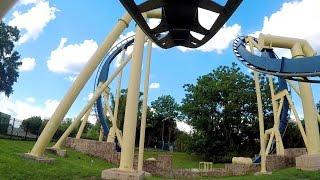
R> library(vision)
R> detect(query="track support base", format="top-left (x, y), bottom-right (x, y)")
top-left (46, 147), bottom-right (67, 157)
top-left (101, 168), bottom-right (151, 180)
top-left (22, 153), bottom-right (55, 164)
top-left (296, 154), bottom-right (320, 170)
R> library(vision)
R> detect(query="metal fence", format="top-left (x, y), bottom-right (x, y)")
top-left (0, 113), bottom-right (39, 140)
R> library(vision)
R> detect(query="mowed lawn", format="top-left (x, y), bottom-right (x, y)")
top-left (0, 139), bottom-right (115, 179)
top-left (142, 149), bottom-right (224, 169)
top-left (1, 139), bottom-right (320, 179)
top-left (147, 168), bottom-right (320, 180)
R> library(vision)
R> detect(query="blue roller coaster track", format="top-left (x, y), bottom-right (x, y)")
top-left (93, 35), bottom-right (135, 135)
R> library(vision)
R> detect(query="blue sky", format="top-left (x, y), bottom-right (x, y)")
top-left (1, 0), bottom-right (320, 125)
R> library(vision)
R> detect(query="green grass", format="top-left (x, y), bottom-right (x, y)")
top-left (1, 139), bottom-right (319, 179)
top-left (142, 149), bottom-right (224, 169)
top-left (147, 168), bottom-right (320, 180)
top-left (0, 139), bottom-right (115, 179)
top-left (223, 168), bottom-right (320, 180)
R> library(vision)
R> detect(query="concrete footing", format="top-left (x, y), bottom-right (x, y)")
top-left (296, 154), bottom-right (320, 170)
top-left (23, 153), bottom-right (55, 164)
top-left (46, 147), bottom-right (67, 157)
top-left (101, 168), bottom-right (151, 180)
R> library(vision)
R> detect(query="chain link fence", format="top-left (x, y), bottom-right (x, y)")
top-left (0, 112), bottom-right (39, 140)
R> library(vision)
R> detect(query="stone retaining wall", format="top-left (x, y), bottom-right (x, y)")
top-left (225, 163), bottom-right (260, 176)
top-left (266, 155), bottom-right (289, 171)
top-left (285, 148), bottom-right (307, 166)
top-left (65, 137), bottom-right (120, 164)
top-left (65, 138), bottom-right (307, 178)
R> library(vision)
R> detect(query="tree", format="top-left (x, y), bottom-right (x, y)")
top-left (175, 130), bottom-right (192, 152)
top-left (282, 121), bottom-right (305, 148)
top-left (55, 118), bottom-right (77, 138)
top-left (151, 95), bottom-right (180, 118)
top-left (110, 89), bottom-right (143, 131)
top-left (40, 118), bottom-right (77, 139)
top-left (181, 63), bottom-right (273, 162)
top-left (21, 116), bottom-right (42, 135)
top-left (317, 101), bottom-right (320, 113)
top-left (82, 121), bottom-right (101, 140)
top-left (150, 95), bottom-right (180, 149)
top-left (0, 21), bottom-right (21, 96)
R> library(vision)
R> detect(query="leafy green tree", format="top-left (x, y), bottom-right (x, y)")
top-left (317, 101), bottom-right (320, 113)
top-left (56, 118), bottom-right (77, 138)
top-left (175, 131), bottom-right (192, 152)
top-left (151, 95), bottom-right (180, 118)
top-left (0, 21), bottom-right (21, 96)
top-left (282, 121), bottom-right (305, 148)
top-left (83, 121), bottom-right (101, 140)
top-left (150, 95), bottom-right (180, 148)
top-left (181, 63), bottom-right (273, 162)
top-left (41, 118), bottom-right (77, 139)
top-left (21, 116), bottom-right (42, 135)
top-left (110, 89), bottom-right (143, 131)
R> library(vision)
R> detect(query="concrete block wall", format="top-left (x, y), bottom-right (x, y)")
top-left (65, 138), bottom-right (307, 178)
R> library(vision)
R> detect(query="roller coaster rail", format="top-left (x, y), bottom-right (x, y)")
top-left (233, 36), bottom-right (320, 83)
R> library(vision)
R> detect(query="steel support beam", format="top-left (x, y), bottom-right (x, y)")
top-left (0, 0), bottom-right (17, 19)
top-left (51, 53), bottom-right (133, 150)
top-left (119, 25), bottom-right (146, 171)
top-left (28, 13), bottom-right (133, 157)
top-left (138, 40), bottom-right (153, 171)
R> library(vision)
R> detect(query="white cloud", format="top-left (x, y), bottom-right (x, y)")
top-left (47, 38), bottom-right (98, 74)
top-left (19, 57), bottom-right (36, 72)
top-left (149, 82), bottom-right (160, 89)
top-left (0, 93), bottom-right (59, 120)
top-left (176, 120), bottom-right (192, 134)
top-left (8, 1), bottom-right (57, 44)
top-left (18, 0), bottom-right (40, 5)
top-left (87, 109), bottom-right (98, 124)
top-left (87, 93), bottom-right (93, 100)
top-left (254, 0), bottom-right (320, 56)
top-left (178, 24), bottom-right (241, 53)
top-left (26, 97), bottom-right (35, 103)
top-left (67, 75), bottom-right (76, 82)
top-left (113, 31), bottom-right (135, 68)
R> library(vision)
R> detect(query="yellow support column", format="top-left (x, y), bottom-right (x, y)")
top-left (274, 98), bottom-right (285, 155)
top-left (248, 39), bottom-right (267, 173)
top-left (119, 25), bottom-right (146, 171)
top-left (291, 44), bottom-right (320, 155)
top-left (50, 53), bottom-right (133, 150)
top-left (268, 77), bottom-right (284, 155)
top-left (27, 13), bottom-right (132, 158)
top-left (75, 108), bottom-right (91, 139)
top-left (0, 0), bottom-right (17, 19)
top-left (107, 49), bottom-right (125, 143)
top-left (254, 71), bottom-right (267, 173)
top-left (138, 40), bottom-right (153, 171)
top-left (99, 126), bottom-right (104, 142)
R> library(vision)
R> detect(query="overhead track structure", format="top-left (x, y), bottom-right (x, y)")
top-left (120, 0), bottom-right (242, 49)
top-left (234, 34), bottom-right (320, 172)
top-left (233, 36), bottom-right (320, 83)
